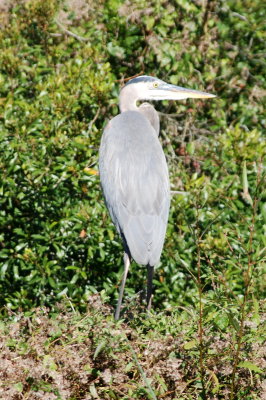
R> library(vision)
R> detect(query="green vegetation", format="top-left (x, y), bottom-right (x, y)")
top-left (0, 0), bottom-right (265, 399)
top-left (0, 300), bottom-right (265, 399)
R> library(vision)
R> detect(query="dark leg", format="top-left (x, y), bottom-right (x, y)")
top-left (146, 264), bottom-right (154, 311)
top-left (115, 252), bottom-right (130, 320)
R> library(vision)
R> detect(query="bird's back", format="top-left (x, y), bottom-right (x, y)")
top-left (99, 111), bottom-right (170, 266)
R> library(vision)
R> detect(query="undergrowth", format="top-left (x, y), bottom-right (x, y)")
top-left (0, 297), bottom-right (265, 399)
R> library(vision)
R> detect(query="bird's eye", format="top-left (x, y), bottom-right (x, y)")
top-left (153, 82), bottom-right (159, 88)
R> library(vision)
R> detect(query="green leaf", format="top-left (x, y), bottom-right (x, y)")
top-left (107, 43), bottom-right (125, 59)
top-left (238, 361), bottom-right (263, 374)
top-left (13, 382), bottom-right (23, 393)
top-left (93, 340), bottom-right (107, 360)
top-left (184, 339), bottom-right (197, 350)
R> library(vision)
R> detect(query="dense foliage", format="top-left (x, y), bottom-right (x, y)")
top-left (0, 0), bottom-right (265, 310)
top-left (0, 0), bottom-right (265, 398)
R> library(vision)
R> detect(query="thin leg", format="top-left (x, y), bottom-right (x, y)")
top-left (115, 252), bottom-right (130, 320)
top-left (146, 265), bottom-right (154, 311)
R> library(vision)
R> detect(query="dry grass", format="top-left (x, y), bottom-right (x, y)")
top-left (0, 296), bottom-right (265, 399)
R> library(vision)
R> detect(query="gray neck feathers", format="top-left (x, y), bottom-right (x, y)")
top-left (138, 103), bottom-right (160, 135)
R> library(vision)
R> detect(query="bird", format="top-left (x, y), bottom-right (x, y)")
top-left (99, 75), bottom-right (215, 319)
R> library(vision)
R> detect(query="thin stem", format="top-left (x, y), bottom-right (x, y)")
top-left (230, 198), bottom-right (258, 399)
top-left (55, 20), bottom-right (90, 42)
top-left (196, 207), bottom-right (206, 398)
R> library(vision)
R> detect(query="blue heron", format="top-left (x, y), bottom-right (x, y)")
top-left (99, 75), bottom-right (215, 319)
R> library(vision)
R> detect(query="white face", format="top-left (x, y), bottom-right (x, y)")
top-left (119, 76), bottom-right (216, 113)
top-left (137, 80), bottom-right (216, 101)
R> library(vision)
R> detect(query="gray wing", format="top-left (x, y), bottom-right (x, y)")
top-left (99, 111), bottom-right (170, 266)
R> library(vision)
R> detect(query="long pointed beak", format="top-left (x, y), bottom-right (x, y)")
top-left (152, 84), bottom-right (216, 100)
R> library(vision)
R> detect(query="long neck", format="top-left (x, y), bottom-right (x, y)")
top-left (138, 103), bottom-right (160, 135)
top-left (119, 85), bottom-right (139, 113)
top-left (119, 86), bottom-right (160, 134)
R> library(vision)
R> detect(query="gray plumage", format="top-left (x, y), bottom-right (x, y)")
top-left (99, 110), bottom-right (169, 266)
top-left (99, 75), bottom-right (215, 319)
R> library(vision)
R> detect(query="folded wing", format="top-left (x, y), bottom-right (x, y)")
top-left (99, 111), bottom-right (170, 266)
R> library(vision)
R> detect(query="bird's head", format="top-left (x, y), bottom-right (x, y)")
top-left (119, 75), bottom-right (216, 112)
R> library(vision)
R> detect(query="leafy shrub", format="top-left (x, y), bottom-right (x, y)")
top-left (0, 0), bottom-right (265, 313)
